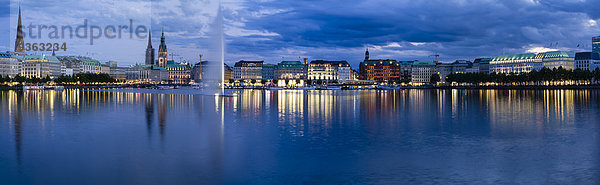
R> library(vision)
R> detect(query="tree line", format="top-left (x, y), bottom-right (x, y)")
top-left (0, 73), bottom-right (115, 84)
top-left (445, 67), bottom-right (600, 85)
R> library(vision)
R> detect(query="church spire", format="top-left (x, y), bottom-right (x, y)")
top-left (159, 27), bottom-right (167, 51)
top-left (364, 48), bottom-right (370, 61)
top-left (147, 30), bottom-right (152, 48)
top-left (14, 5), bottom-right (24, 53)
top-left (145, 30), bottom-right (156, 65)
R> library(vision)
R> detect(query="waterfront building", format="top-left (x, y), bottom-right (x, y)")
top-left (262, 64), bottom-right (276, 80)
top-left (57, 56), bottom-right (104, 74)
top-left (127, 65), bottom-right (168, 83)
top-left (275, 61), bottom-right (307, 80)
top-left (491, 51), bottom-right (575, 74)
top-left (593, 36), bottom-right (600, 53)
top-left (101, 64), bottom-right (111, 74)
top-left (472, 58), bottom-right (491, 74)
top-left (575, 52), bottom-right (600, 71)
top-left (166, 60), bottom-right (192, 84)
top-left (233, 60), bottom-right (263, 80)
top-left (411, 61), bottom-right (436, 84)
top-left (63, 68), bottom-right (73, 76)
top-left (79, 57), bottom-right (102, 74)
top-left (0, 52), bottom-right (21, 78)
top-left (191, 62), bottom-right (203, 82)
top-left (399, 61), bottom-right (414, 82)
top-left (359, 59), bottom-right (400, 82)
top-left (490, 53), bottom-right (538, 74)
top-left (157, 29), bottom-right (168, 68)
top-left (145, 31), bottom-right (155, 65)
top-left (338, 65), bottom-right (353, 83)
top-left (541, 51), bottom-right (575, 70)
top-left (21, 55), bottom-right (62, 78)
top-left (57, 56), bottom-right (81, 74)
top-left (224, 64), bottom-right (233, 81)
top-left (107, 61), bottom-right (118, 68)
top-left (307, 60), bottom-right (351, 82)
top-left (436, 60), bottom-right (470, 82)
top-left (109, 66), bottom-right (127, 81)
top-left (351, 70), bottom-right (359, 81)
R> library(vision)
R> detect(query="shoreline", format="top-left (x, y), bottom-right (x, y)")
top-left (3, 84), bottom-right (600, 91)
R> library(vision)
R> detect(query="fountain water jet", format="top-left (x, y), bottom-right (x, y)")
top-left (202, 1), bottom-right (234, 96)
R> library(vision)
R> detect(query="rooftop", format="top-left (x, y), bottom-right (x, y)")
top-left (23, 55), bottom-right (60, 62)
top-left (492, 53), bottom-right (537, 61)
top-left (575, 52), bottom-right (600, 60)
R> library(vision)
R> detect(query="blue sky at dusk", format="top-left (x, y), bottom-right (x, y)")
top-left (1, 0), bottom-right (599, 68)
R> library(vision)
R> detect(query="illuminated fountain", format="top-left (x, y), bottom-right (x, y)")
top-left (203, 1), bottom-right (234, 96)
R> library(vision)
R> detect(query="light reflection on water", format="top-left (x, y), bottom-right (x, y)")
top-left (0, 89), bottom-right (599, 184)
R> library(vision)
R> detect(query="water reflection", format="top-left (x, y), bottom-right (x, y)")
top-left (0, 89), bottom-right (598, 184)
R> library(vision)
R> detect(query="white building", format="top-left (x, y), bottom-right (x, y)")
top-left (575, 52), bottom-right (600, 71)
top-left (308, 60), bottom-right (351, 82)
top-left (0, 52), bottom-right (21, 78)
top-left (21, 55), bottom-right (63, 79)
top-left (411, 61), bottom-right (436, 84)
top-left (79, 57), bottom-right (102, 74)
top-left (491, 51), bottom-right (575, 74)
top-left (233, 60), bottom-right (263, 80)
top-left (338, 66), bottom-right (353, 83)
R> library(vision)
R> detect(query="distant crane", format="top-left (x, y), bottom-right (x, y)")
top-left (169, 53), bottom-right (180, 60)
top-left (430, 53), bottom-right (440, 63)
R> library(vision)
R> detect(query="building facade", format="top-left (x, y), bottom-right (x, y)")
top-left (21, 55), bottom-right (63, 78)
top-left (157, 30), bottom-right (168, 68)
top-left (575, 52), bottom-right (600, 71)
top-left (399, 61), bottom-right (413, 83)
top-left (262, 64), bottom-right (276, 80)
top-left (491, 51), bottom-right (575, 74)
top-left (79, 57), bottom-right (102, 74)
top-left (233, 60), bottom-right (263, 80)
top-left (307, 60), bottom-right (350, 82)
top-left (359, 59), bottom-right (400, 82)
top-left (436, 60), bottom-right (470, 82)
top-left (541, 51), bottom-right (575, 70)
top-left (166, 60), bottom-right (192, 84)
top-left (127, 65), bottom-right (168, 83)
top-left (411, 61), bottom-right (436, 84)
top-left (0, 52), bottom-right (21, 78)
top-left (593, 36), bottom-right (600, 54)
top-left (472, 58), bottom-right (491, 74)
top-left (275, 61), bottom-right (307, 80)
top-left (490, 53), bottom-right (538, 74)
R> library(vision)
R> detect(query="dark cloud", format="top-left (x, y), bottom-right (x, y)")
top-left (2, 0), bottom-right (599, 67)
top-left (221, 0), bottom-right (599, 66)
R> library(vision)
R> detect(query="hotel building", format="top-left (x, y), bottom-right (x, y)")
top-left (575, 52), bottom-right (600, 71)
top-left (275, 61), bottom-right (307, 80)
top-left (0, 52), bottom-right (21, 78)
top-left (307, 60), bottom-right (351, 82)
top-left (166, 60), bottom-right (192, 84)
top-left (21, 55), bottom-right (63, 78)
top-left (490, 51), bottom-right (574, 74)
top-left (410, 61), bottom-right (436, 84)
top-left (359, 59), bottom-right (400, 82)
top-left (233, 60), bottom-right (263, 80)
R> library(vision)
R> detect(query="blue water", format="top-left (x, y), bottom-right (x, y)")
top-left (1, 89), bottom-right (599, 184)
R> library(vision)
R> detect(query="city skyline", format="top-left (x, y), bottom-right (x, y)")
top-left (1, 0), bottom-right (599, 68)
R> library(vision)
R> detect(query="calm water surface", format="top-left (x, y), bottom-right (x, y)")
top-left (1, 89), bottom-right (599, 184)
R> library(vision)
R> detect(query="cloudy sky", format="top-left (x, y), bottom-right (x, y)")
top-left (1, 0), bottom-right (599, 68)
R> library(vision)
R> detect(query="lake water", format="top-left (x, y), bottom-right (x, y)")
top-left (1, 89), bottom-right (599, 184)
